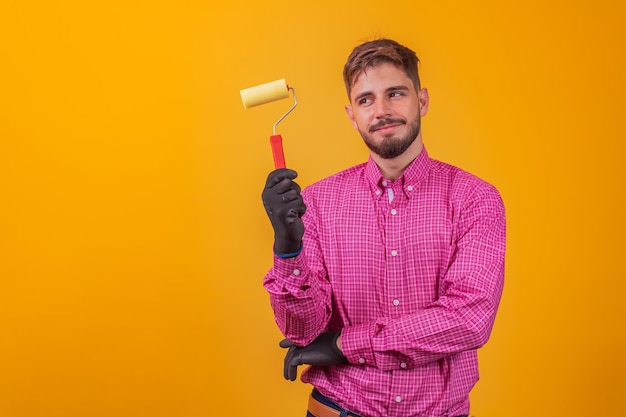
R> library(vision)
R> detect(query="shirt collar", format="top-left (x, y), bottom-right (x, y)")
top-left (365, 146), bottom-right (431, 199)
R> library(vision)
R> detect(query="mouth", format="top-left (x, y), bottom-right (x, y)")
top-left (369, 119), bottom-right (405, 134)
top-left (373, 124), bottom-right (401, 134)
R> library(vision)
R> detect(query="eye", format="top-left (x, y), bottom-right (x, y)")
top-left (358, 97), bottom-right (372, 105)
top-left (390, 91), bottom-right (404, 98)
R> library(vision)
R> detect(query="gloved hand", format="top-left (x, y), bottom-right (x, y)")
top-left (280, 331), bottom-right (348, 381)
top-left (262, 168), bottom-right (306, 256)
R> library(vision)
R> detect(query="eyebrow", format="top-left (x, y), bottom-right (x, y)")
top-left (354, 85), bottom-right (411, 102)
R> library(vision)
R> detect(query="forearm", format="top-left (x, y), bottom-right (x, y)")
top-left (264, 252), bottom-right (332, 345)
top-left (342, 296), bottom-right (499, 370)
top-left (342, 251), bottom-right (505, 371)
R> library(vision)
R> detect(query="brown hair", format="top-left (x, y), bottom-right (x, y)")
top-left (343, 38), bottom-right (421, 99)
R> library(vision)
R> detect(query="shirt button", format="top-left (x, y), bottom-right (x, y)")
top-left (406, 185), bottom-right (413, 191)
top-left (395, 396), bottom-right (402, 403)
top-left (375, 190), bottom-right (381, 195)
top-left (293, 269), bottom-right (300, 276)
top-left (359, 358), bottom-right (366, 364)
top-left (382, 180), bottom-right (388, 186)
top-left (390, 209), bottom-right (397, 215)
top-left (391, 250), bottom-right (398, 257)
top-left (400, 362), bottom-right (407, 368)
top-left (393, 299), bottom-right (400, 306)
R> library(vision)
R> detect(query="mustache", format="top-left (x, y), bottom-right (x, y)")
top-left (369, 118), bottom-right (406, 133)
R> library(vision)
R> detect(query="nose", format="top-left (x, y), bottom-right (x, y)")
top-left (373, 98), bottom-right (391, 118)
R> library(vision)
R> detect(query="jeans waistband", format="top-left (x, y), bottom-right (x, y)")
top-left (310, 389), bottom-right (366, 417)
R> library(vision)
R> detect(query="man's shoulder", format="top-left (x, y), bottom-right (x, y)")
top-left (429, 158), bottom-right (502, 201)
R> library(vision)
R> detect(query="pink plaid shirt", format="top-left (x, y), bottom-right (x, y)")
top-left (264, 147), bottom-right (506, 417)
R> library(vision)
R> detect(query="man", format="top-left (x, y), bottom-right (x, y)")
top-left (262, 38), bottom-right (505, 417)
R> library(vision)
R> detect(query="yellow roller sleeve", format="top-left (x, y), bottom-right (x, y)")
top-left (240, 79), bottom-right (289, 109)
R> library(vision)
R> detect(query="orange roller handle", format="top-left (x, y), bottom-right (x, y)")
top-left (270, 134), bottom-right (286, 169)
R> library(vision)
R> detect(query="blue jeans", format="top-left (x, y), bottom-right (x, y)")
top-left (307, 389), bottom-right (365, 417)
top-left (306, 388), bottom-right (469, 417)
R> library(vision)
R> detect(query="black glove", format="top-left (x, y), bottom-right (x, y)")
top-left (262, 168), bottom-right (306, 256)
top-left (280, 331), bottom-right (348, 381)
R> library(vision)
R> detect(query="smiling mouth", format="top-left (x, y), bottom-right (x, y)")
top-left (371, 124), bottom-right (403, 135)
top-left (369, 119), bottom-right (405, 133)
top-left (374, 124), bottom-right (400, 132)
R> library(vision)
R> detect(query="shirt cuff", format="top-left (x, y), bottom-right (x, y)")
top-left (340, 322), bottom-right (377, 367)
top-left (266, 252), bottom-right (310, 294)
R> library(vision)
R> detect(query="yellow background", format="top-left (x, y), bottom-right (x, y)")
top-left (1, 1), bottom-right (624, 416)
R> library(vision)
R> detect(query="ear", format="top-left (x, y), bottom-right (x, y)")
top-left (345, 105), bottom-right (359, 130)
top-left (418, 87), bottom-right (429, 117)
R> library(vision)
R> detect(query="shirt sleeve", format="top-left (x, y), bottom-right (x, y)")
top-left (263, 189), bottom-right (333, 346)
top-left (341, 182), bottom-right (506, 371)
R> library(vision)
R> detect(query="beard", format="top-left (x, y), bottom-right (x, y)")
top-left (359, 115), bottom-right (421, 160)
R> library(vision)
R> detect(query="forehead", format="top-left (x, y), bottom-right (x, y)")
top-left (350, 62), bottom-right (414, 98)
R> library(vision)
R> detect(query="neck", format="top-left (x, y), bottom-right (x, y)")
top-left (372, 136), bottom-right (423, 181)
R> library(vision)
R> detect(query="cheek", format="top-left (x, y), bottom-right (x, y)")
top-left (352, 110), bottom-right (373, 128)
top-left (413, 101), bottom-right (424, 118)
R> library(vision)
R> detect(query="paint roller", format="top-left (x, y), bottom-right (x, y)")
top-left (240, 79), bottom-right (297, 169)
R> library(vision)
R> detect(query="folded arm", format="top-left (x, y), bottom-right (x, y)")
top-left (341, 185), bottom-right (506, 370)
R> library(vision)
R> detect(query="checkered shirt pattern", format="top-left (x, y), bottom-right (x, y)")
top-left (264, 147), bottom-right (506, 417)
